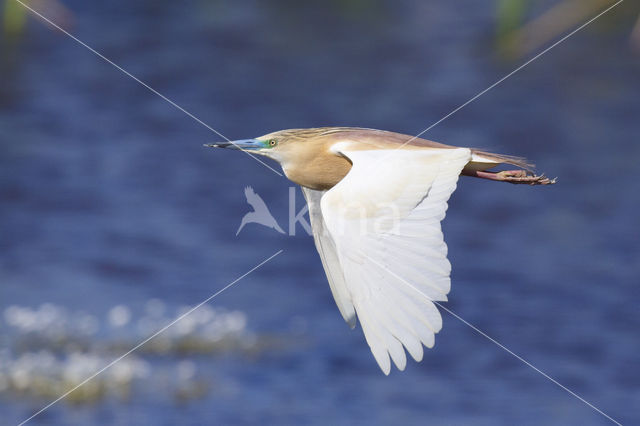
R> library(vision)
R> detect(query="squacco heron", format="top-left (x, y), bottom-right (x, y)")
top-left (206, 127), bottom-right (554, 374)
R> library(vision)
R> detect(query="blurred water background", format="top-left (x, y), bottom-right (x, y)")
top-left (1, 1), bottom-right (639, 425)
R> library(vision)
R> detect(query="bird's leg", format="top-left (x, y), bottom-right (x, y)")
top-left (462, 169), bottom-right (556, 185)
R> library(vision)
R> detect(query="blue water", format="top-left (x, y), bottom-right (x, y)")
top-left (1, 1), bottom-right (639, 425)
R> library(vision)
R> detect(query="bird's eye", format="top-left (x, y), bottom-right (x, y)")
top-left (269, 139), bottom-right (277, 147)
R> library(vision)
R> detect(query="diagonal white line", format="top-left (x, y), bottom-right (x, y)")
top-left (18, 249), bottom-right (284, 426)
top-left (398, 0), bottom-right (624, 148)
top-left (362, 253), bottom-right (621, 425)
top-left (13, 0), bottom-right (283, 177)
top-left (433, 301), bottom-right (622, 426)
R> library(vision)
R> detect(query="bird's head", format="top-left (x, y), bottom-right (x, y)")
top-left (205, 128), bottom-right (355, 189)
top-left (206, 128), bottom-right (346, 166)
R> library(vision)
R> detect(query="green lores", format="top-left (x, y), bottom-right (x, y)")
top-left (258, 138), bottom-right (278, 149)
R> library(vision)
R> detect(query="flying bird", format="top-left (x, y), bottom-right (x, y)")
top-left (206, 127), bottom-right (554, 374)
top-left (236, 186), bottom-right (285, 236)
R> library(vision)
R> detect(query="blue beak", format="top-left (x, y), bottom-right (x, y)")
top-left (204, 139), bottom-right (263, 150)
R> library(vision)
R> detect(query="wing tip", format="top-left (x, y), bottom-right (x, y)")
top-left (374, 352), bottom-right (391, 375)
top-left (347, 319), bottom-right (356, 329)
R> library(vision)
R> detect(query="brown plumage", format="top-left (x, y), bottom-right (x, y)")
top-left (255, 127), bottom-right (543, 189)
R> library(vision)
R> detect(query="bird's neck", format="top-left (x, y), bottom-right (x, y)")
top-left (281, 148), bottom-right (352, 191)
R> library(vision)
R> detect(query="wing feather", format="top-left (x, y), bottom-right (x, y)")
top-left (302, 188), bottom-right (356, 327)
top-left (305, 146), bottom-right (470, 373)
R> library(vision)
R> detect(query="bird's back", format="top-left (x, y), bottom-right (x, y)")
top-left (279, 127), bottom-right (457, 150)
top-left (274, 127), bottom-right (531, 190)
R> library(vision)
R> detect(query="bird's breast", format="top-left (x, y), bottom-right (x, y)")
top-left (283, 154), bottom-right (352, 191)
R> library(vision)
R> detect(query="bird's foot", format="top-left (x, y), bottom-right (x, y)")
top-left (468, 169), bottom-right (556, 185)
top-left (496, 169), bottom-right (556, 185)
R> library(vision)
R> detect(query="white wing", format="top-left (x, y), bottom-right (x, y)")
top-left (314, 145), bottom-right (471, 374)
top-left (302, 187), bottom-right (356, 327)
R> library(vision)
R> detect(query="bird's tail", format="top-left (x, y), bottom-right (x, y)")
top-left (471, 149), bottom-right (535, 171)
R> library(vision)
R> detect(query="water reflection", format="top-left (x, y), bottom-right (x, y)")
top-left (0, 302), bottom-right (275, 403)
